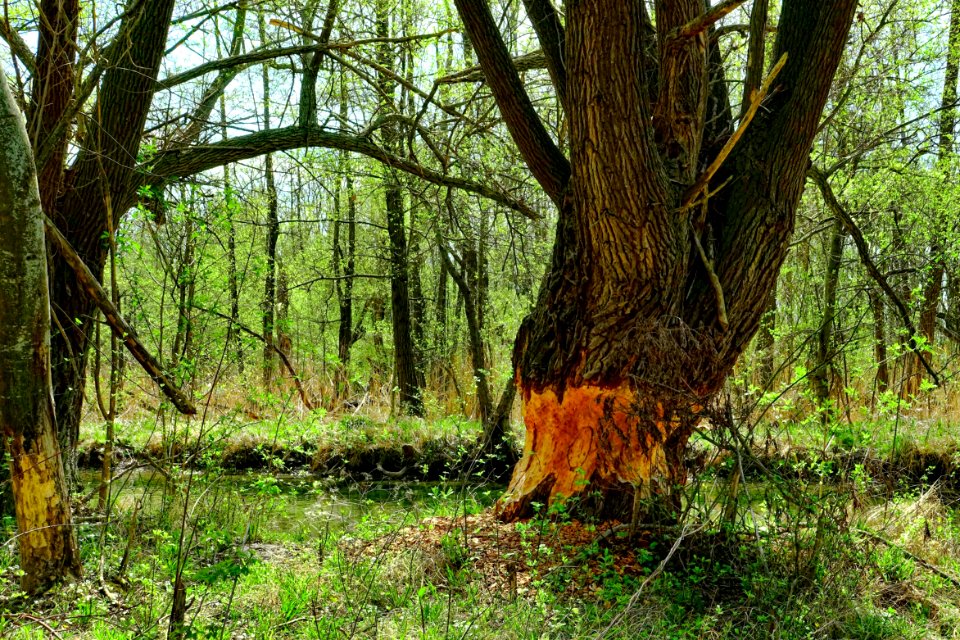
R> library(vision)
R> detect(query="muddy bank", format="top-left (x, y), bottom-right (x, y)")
top-left (76, 432), bottom-right (516, 482)
top-left (726, 440), bottom-right (960, 492)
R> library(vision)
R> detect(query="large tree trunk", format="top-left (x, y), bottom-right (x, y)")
top-left (455, 0), bottom-right (858, 520)
top-left (0, 65), bottom-right (81, 593)
top-left (48, 0), bottom-right (177, 484)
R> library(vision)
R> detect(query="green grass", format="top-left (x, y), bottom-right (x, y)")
top-left (9, 411), bottom-right (960, 639)
top-left (2, 452), bottom-right (960, 638)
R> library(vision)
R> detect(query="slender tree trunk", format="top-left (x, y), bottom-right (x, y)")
top-left (377, 1), bottom-right (423, 415)
top-left (260, 15), bottom-right (279, 389)
top-left (276, 268), bottom-right (292, 361)
top-left (435, 254), bottom-right (449, 355)
top-left (408, 203), bottom-right (427, 356)
top-left (220, 95), bottom-right (244, 373)
top-left (334, 73), bottom-right (358, 401)
top-left (917, 0), bottom-right (960, 382)
top-left (869, 287), bottom-right (890, 396)
top-left (812, 218), bottom-right (844, 421)
top-left (0, 65), bottom-right (81, 593)
top-left (171, 202), bottom-right (196, 375)
top-left (440, 242), bottom-right (493, 423)
top-left (755, 282), bottom-right (777, 388)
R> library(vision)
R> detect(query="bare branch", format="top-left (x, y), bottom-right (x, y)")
top-left (0, 16), bottom-right (36, 73)
top-left (669, 0), bottom-right (749, 43)
top-left (438, 49), bottom-right (547, 84)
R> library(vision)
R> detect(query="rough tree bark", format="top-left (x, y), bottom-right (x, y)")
top-left (454, 0), bottom-right (858, 520)
top-left (0, 64), bottom-right (81, 593)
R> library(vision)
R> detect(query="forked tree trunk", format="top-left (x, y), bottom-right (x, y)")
top-left (0, 65), bottom-right (81, 592)
top-left (48, 0), bottom-right (177, 486)
top-left (455, 0), bottom-right (858, 520)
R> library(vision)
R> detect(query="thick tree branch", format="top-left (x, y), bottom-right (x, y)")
top-left (156, 44), bottom-right (329, 90)
top-left (0, 16), bottom-right (36, 73)
top-left (808, 166), bottom-right (940, 386)
top-left (453, 0), bottom-right (570, 207)
top-left (655, 0), bottom-right (712, 182)
top-left (177, 2), bottom-right (248, 144)
top-left (521, 0), bottom-right (566, 109)
top-left (43, 217), bottom-right (197, 415)
top-left (701, 0), bottom-right (857, 354)
top-left (144, 125), bottom-right (539, 219)
top-left (683, 53), bottom-right (786, 209)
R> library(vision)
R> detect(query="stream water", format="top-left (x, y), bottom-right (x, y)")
top-left (79, 468), bottom-right (502, 539)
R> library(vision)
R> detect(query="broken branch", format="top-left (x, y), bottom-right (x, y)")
top-left (682, 52), bottom-right (787, 210)
top-left (690, 222), bottom-right (729, 331)
top-left (43, 217), bottom-right (197, 415)
top-left (670, 0), bottom-right (750, 43)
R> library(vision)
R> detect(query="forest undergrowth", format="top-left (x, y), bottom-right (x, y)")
top-left (2, 379), bottom-right (960, 639)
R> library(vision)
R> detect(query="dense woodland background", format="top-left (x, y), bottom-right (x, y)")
top-left (6, 0), bottom-right (956, 427)
top-left (3, 0), bottom-right (960, 637)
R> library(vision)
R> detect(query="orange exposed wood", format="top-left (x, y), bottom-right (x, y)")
top-left (497, 382), bottom-right (691, 521)
top-left (8, 432), bottom-right (80, 593)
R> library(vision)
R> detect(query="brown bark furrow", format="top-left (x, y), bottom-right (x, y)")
top-left (655, 0), bottom-right (709, 183)
top-left (567, 0), bottom-right (681, 348)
